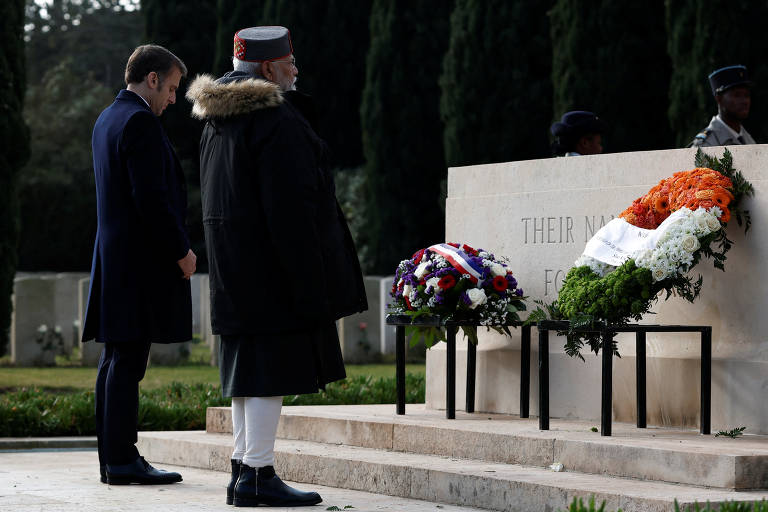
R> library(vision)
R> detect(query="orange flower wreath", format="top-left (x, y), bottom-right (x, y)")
top-left (619, 167), bottom-right (734, 229)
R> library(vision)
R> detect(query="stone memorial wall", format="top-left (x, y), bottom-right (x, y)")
top-left (427, 145), bottom-right (768, 434)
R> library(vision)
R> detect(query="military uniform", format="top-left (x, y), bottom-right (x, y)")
top-left (688, 65), bottom-right (755, 147)
top-left (689, 115), bottom-right (755, 147)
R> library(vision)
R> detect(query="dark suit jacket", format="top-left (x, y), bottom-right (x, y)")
top-left (83, 89), bottom-right (192, 344)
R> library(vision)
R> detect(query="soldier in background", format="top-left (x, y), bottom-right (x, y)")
top-left (550, 110), bottom-right (606, 156)
top-left (689, 65), bottom-right (755, 147)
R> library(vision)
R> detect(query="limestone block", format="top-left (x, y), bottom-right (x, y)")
top-left (198, 273), bottom-right (212, 346)
top-left (337, 276), bottom-right (395, 363)
top-left (149, 342), bottom-right (190, 366)
top-left (77, 277), bottom-right (103, 366)
top-left (11, 276), bottom-right (58, 366)
top-left (191, 273), bottom-right (202, 336)
top-left (52, 273), bottom-right (89, 353)
top-left (431, 145), bottom-right (768, 433)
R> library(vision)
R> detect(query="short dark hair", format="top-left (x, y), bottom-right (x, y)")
top-left (124, 44), bottom-right (187, 85)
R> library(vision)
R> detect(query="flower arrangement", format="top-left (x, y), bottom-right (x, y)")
top-left (389, 242), bottom-right (526, 347)
top-left (531, 149), bottom-right (754, 359)
top-left (618, 167), bottom-right (735, 228)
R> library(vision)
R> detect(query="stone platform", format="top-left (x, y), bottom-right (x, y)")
top-left (137, 404), bottom-right (768, 511)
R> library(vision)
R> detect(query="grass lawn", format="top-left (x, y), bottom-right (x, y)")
top-left (0, 363), bottom-right (426, 391)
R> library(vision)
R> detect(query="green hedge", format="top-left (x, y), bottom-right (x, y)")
top-left (561, 496), bottom-right (768, 512)
top-left (0, 374), bottom-right (426, 437)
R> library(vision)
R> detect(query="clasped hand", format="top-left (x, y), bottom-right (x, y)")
top-left (177, 249), bottom-right (197, 279)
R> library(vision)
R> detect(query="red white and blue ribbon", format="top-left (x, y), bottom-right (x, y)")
top-left (428, 243), bottom-right (484, 284)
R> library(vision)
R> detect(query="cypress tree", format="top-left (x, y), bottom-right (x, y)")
top-left (550, 0), bottom-right (672, 153)
top-left (228, 0), bottom-right (372, 168)
top-left (0, 0), bottom-right (30, 355)
top-left (667, 1), bottom-right (768, 146)
top-left (212, 0), bottom-right (262, 77)
top-left (360, 0), bottom-right (452, 274)
top-left (212, 1), bottom-right (370, 167)
top-left (440, 0), bottom-right (553, 166)
top-left (142, 0), bottom-right (218, 270)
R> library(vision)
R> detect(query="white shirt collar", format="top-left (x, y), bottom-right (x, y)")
top-left (715, 114), bottom-right (744, 139)
top-left (127, 88), bottom-right (151, 109)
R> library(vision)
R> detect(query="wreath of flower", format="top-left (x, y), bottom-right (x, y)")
top-left (529, 149), bottom-right (754, 359)
top-left (389, 243), bottom-right (526, 347)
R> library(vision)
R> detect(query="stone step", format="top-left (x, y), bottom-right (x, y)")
top-left (137, 430), bottom-right (768, 512)
top-left (205, 404), bottom-right (768, 490)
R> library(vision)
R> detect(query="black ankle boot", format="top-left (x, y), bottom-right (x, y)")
top-left (233, 464), bottom-right (321, 507)
top-left (226, 459), bottom-right (241, 505)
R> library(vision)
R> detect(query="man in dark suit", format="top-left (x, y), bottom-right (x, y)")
top-left (83, 44), bottom-right (196, 485)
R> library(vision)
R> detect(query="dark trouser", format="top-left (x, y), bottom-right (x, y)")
top-left (95, 341), bottom-right (151, 466)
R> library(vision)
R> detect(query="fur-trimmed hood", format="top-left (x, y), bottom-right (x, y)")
top-left (186, 73), bottom-right (283, 119)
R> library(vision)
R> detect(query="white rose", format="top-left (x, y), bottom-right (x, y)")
top-left (681, 234), bottom-right (700, 252)
top-left (426, 277), bottom-right (440, 291)
top-left (490, 262), bottom-right (506, 277)
top-left (402, 284), bottom-right (412, 298)
top-left (466, 288), bottom-right (487, 310)
top-left (414, 261), bottom-right (430, 279)
top-left (695, 215), bottom-right (710, 233)
top-left (705, 215), bottom-right (721, 231)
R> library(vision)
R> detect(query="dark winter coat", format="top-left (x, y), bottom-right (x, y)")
top-left (187, 72), bottom-right (367, 334)
top-left (82, 89), bottom-right (192, 344)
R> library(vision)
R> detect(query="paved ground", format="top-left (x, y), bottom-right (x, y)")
top-left (0, 449), bottom-right (487, 512)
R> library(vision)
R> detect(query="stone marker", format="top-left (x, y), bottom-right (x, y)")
top-left (429, 145), bottom-right (768, 434)
top-left (77, 277), bottom-right (103, 366)
top-left (149, 342), bottom-right (190, 366)
top-left (10, 275), bottom-right (58, 366)
top-left (191, 273), bottom-right (202, 337)
top-left (53, 272), bottom-right (89, 354)
top-left (337, 276), bottom-right (396, 363)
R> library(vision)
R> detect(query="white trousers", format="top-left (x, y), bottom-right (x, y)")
top-left (231, 395), bottom-right (283, 468)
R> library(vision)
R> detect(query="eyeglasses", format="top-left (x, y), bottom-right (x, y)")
top-left (270, 58), bottom-right (296, 68)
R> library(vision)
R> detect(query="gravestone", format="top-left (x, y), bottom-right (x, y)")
top-left (197, 273), bottom-right (221, 366)
top-left (10, 276), bottom-right (58, 366)
top-left (337, 276), bottom-right (396, 363)
top-left (78, 277), bottom-right (103, 366)
top-left (428, 145), bottom-right (768, 434)
top-left (191, 274), bottom-right (202, 337)
top-left (149, 342), bottom-right (190, 366)
top-left (53, 272), bottom-right (89, 354)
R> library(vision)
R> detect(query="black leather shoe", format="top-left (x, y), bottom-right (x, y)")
top-left (226, 459), bottom-right (241, 505)
top-left (233, 464), bottom-right (321, 507)
top-left (106, 456), bottom-right (183, 485)
top-left (100, 465), bottom-right (107, 484)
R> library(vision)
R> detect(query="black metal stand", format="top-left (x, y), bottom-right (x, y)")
top-left (536, 321), bottom-right (712, 436)
top-left (538, 327), bottom-right (549, 430)
top-left (387, 315), bottom-right (531, 419)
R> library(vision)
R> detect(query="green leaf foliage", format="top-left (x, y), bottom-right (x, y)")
top-left (360, 0), bottom-right (452, 274)
top-left (0, 374), bottom-right (425, 436)
top-left (550, 0), bottom-right (673, 153)
top-left (0, 0), bottom-right (30, 356)
top-left (715, 426), bottom-right (746, 439)
top-left (559, 497), bottom-right (768, 512)
top-left (17, 58), bottom-right (114, 271)
top-left (440, 0), bottom-right (553, 166)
